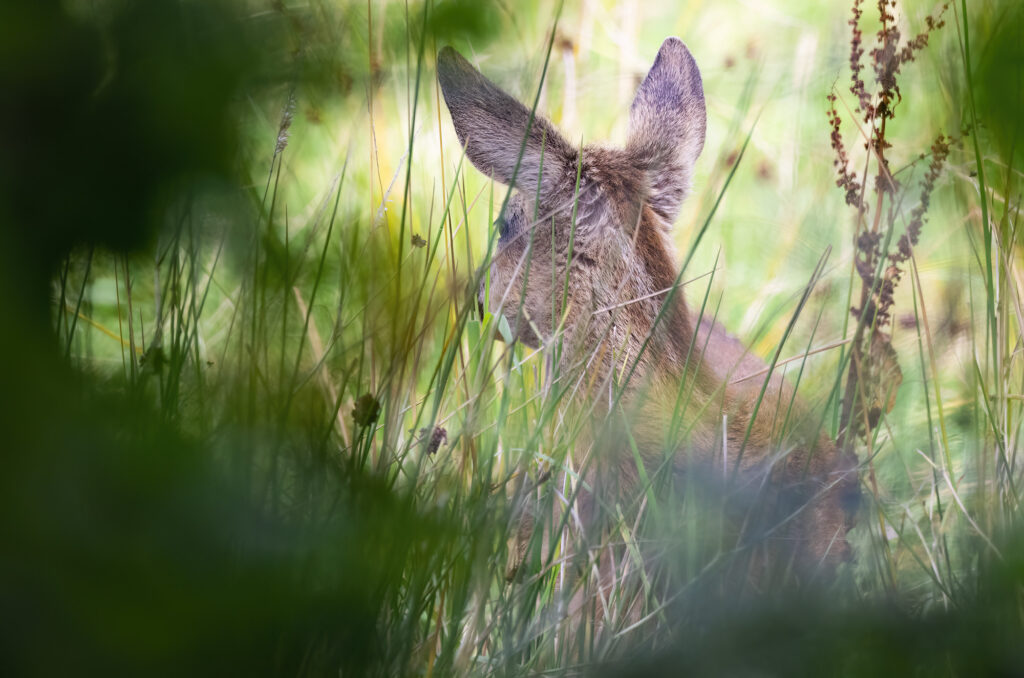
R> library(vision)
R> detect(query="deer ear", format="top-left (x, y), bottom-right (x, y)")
top-left (627, 38), bottom-right (706, 224)
top-left (437, 47), bottom-right (576, 202)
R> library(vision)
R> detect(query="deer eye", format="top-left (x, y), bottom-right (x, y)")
top-left (495, 210), bottom-right (523, 241)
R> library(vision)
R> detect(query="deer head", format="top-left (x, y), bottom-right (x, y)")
top-left (438, 39), bottom-right (704, 373)
top-left (437, 38), bottom-right (859, 578)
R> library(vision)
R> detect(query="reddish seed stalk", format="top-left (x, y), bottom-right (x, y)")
top-left (833, 0), bottom-right (951, 450)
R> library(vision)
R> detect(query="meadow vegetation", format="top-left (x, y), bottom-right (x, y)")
top-left (3, 0), bottom-right (1023, 675)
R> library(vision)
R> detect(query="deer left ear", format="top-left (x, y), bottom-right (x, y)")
top-left (626, 38), bottom-right (706, 224)
top-left (437, 47), bottom-right (577, 204)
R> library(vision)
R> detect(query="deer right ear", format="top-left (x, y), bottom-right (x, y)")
top-left (437, 47), bottom-right (576, 202)
top-left (627, 38), bottom-right (706, 224)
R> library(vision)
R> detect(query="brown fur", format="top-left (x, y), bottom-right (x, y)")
top-left (438, 39), bottom-right (860, 581)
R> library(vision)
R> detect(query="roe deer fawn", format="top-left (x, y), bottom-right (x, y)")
top-left (437, 38), bottom-right (860, 583)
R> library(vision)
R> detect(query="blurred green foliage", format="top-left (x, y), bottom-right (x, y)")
top-left (427, 0), bottom-right (504, 45)
top-left (974, 1), bottom-right (1024, 174)
top-left (2, 0), bottom-right (1024, 675)
top-left (0, 0), bottom-right (253, 291)
top-left (0, 380), bottom-right (453, 675)
top-left (0, 1), bottom-right (480, 675)
top-left (601, 546), bottom-right (1024, 677)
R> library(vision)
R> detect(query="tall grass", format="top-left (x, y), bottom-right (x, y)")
top-left (10, 0), bottom-right (1024, 675)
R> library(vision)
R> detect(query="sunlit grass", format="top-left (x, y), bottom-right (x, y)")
top-left (37, 0), bottom-right (1024, 674)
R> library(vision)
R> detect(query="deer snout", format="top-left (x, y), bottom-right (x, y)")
top-left (477, 278), bottom-right (510, 343)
